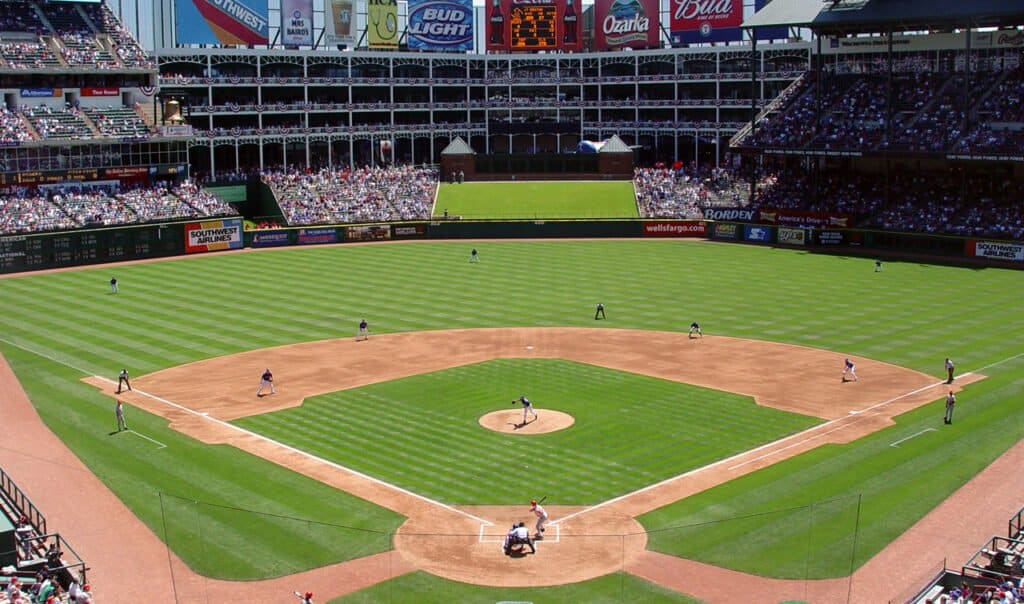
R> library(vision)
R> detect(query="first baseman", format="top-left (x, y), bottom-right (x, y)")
top-left (945, 358), bottom-right (955, 383)
top-left (116, 368), bottom-right (132, 394)
top-left (514, 395), bottom-right (538, 426)
top-left (257, 368), bottom-right (275, 396)
top-left (531, 499), bottom-right (548, 537)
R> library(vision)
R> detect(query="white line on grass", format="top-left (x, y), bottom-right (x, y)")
top-left (889, 428), bottom-right (936, 448)
top-left (0, 336), bottom-right (97, 376)
top-left (92, 376), bottom-right (494, 526)
top-left (556, 374), bottom-right (970, 526)
top-left (974, 351), bottom-right (1024, 373)
top-left (125, 429), bottom-right (167, 449)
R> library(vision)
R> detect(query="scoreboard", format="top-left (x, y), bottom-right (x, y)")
top-left (510, 2), bottom-right (557, 49)
top-left (0, 224), bottom-right (184, 273)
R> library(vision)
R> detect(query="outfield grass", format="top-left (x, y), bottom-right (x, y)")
top-left (235, 359), bottom-right (820, 504)
top-left (0, 240), bottom-right (1022, 589)
top-left (330, 571), bottom-right (702, 603)
top-left (434, 181), bottom-right (638, 218)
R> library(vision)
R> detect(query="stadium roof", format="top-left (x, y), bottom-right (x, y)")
top-left (744, 0), bottom-right (1024, 34)
top-left (599, 135), bottom-right (632, 154)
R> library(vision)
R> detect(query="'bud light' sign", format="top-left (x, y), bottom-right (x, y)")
top-left (594, 0), bottom-right (658, 50)
top-left (407, 0), bottom-right (473, 50)
top-left (670, 0), bottom-right (743, 45)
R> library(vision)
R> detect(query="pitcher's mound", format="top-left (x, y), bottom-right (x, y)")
top-left (479, 409), bottom-right (575, 434)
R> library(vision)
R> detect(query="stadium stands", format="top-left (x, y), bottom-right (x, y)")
top-left (81, 106), bottom-right (150, 139)
top-left (262, 165), bottom-right (438, 225)
top-left (22, 105), bottom-right (91, 140)
top-left (0, 182), bottom-right (236, 235)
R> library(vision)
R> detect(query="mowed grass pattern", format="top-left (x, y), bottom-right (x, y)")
top-left (434, 181), bottom-right (639, 219)
top-left (235, 359), bottom-right (820, 504)
top-left (0, 240), bottom-right (1022, 583)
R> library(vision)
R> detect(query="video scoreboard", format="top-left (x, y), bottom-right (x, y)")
top-left (510, 2), bottom-right (557, 49)
top-left (0, 224), bottom-right (183, 272)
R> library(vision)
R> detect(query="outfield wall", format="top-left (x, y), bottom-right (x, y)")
top-left (3, 218), bottom-right (1023, 273)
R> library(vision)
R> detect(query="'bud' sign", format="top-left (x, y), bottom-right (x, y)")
top-left (670, 0), bottom-right (743, 45)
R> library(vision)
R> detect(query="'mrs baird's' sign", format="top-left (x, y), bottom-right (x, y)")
top-left (407, 0), bottom-right (473, 50)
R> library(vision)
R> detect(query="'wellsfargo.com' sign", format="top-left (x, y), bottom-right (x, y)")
top-left (643, 221), bottom-right (707, 237)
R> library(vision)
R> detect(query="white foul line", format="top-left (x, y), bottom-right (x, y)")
top-left (889, 428), bottom-right (937, 448)
top-left (557, 374), bottom-right (970, 526)
top-left (92, 376), bottom-right (494, 526)
top-left (125, 429), bottom-right (167, 449)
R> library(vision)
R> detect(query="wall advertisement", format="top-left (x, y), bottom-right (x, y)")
top-left (367, 0), bottom-right (399, 49)
top-left (642, 221), bottom-right (707, 237)
top-left (592, 0), bottom-right (658, 50)
top-left (743, 224), bottom-right (771, 242)
top-left (325, 0), bottom-right (357, 46)
top-left (971, 241), bottom-right (1024, 262)
top-left (485, 0), bottom-right (581, 53)
top-left (184, 218), bottom-right (242, 254)
top-left (175, 0), bottom-right (268, 45)
top-left (407, 0), bottom-right (473, 50)
top-left (669, 0), bottom-right (742, 45)
top-left (280, 0), bottom-right (314, 45)
top-left (777, 227), bottom-right (805, 246)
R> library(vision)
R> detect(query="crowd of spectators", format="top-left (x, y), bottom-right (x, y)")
top-left (630, 162), bottom-right (1024, 241)
top-left (262, 165), bottom-right (438, 225)
top-left (0, 41), bottom-right (58, 70)
top-left (0, 107), bottom-right (33, 143)
top-left (0, 181), bottom-right (236, 234)
top-left (633, 165), bottom-right (750, 219)
top-left (740, 55), bottom-right (1024, 155)
top-left (58, 33), bottom-right (117, 68)
top-left (23, 105), bottom-right (91, 140)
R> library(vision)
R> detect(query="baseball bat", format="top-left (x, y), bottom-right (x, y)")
top-left (537, 495), bottom-right (547, 504)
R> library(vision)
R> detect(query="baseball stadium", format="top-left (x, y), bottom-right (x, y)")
top-left (1, 0), bottom-right (1023, 602)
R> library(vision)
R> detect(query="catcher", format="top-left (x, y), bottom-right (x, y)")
top-left (513, 395), bottom-right (538, 426)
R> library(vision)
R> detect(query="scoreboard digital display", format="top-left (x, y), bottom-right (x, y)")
top-left (0, 224), bottom-right (184, 273)
top-left (510, 1), bottom-right (557, 49)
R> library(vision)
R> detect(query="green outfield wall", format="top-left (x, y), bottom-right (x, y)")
top-left (3, 219), bottom-right (1022, 274)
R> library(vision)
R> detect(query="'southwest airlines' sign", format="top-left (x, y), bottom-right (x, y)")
top-left (190, 0), bottom-right (268, 45)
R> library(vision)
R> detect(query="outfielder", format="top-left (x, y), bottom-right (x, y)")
top-left (531, 499), bottom-right (548, 537)
top-left (594, 303), bottom-right (605, 320)
top-left (514, 395), bottom-right (538, 426)
top-left (257, 368), bottom-right (275, 396)
top-left (842, 358), bottom-right (858, 382)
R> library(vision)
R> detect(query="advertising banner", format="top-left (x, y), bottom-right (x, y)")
top-left (670, 0), bottom-right (742, 45)
top-left (753, 0), bottom-right (788, 41)
top-left (777, 227), bottom-right (805, 246)
top-left (250, 230), bottom-right (291, 248)
top-left (758, 209), bottom-right (850, 228)
top-left (816, 230), bottom-right (864, 246)
top-left (347, 224), bottom-right (391, 241)
top-left (593, 0), bottom-right (658, 50)
top-left (174, 0), bottom-right (269, 45)
top-left (367, 0), bottom-right (399, 49)
top-left (743, 224), bottom-right (771, 242)
top-left (280, 0), bottom-right (313, 45)
top-left (642, 221), bottom-right (707, 237)
top-left (81, 87), bottom-right (120, 96)
top-left (185, 218), bottom-right (242, 253)
top-left (392, 224), bottom-right (427, 238)
top-left (703, 207), bottom-right (756, 222)
top-left (712, 222), bottom-right (738, 239)
top-left (20, 89), bottom-right (60, 98)
top-left (325, 0), bottom-right (356, 46)
top-left (408, 0), bottom-right (472, 50)
top-left (972, 241), bottom-right (1024, 262)
top-left (297, 227), bottom-right (338, 245)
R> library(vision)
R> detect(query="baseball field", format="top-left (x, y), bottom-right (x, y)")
top-left (1, 237), bottom-right (1023, 603)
